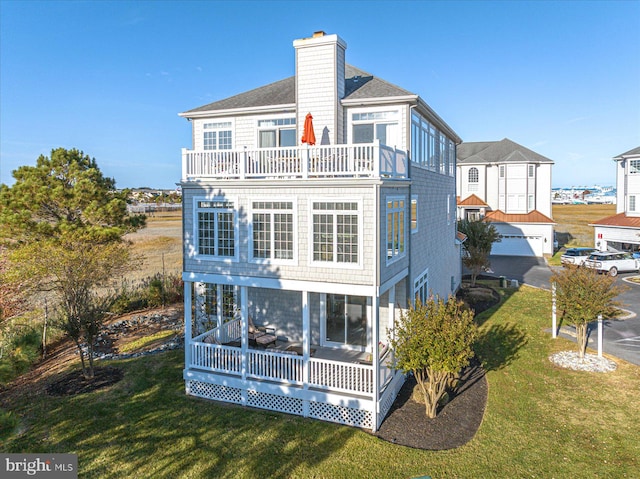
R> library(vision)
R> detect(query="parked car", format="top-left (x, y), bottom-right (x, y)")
top-left (560, 247), bottom-right (596, 266)
top-left (583, 252), bottom-right (640, 276)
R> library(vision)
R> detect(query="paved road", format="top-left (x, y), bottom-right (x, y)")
top-left (467, 256), bottom-right (640, 366)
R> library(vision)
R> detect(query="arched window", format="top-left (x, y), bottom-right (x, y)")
top-left (468, 167), bottom-right (479, 183)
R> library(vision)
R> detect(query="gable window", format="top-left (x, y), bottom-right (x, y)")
top-left (386, 197), bottom-right (406, 262)
top-left (258, 118), bottom-right (296, 148)
top-left (312, 202), bottom-right (359, 264)
top-left (196, 199), bottom-right (236, 258)
top-left (251, 201), bottom-right (294, 261)
top-left (630, 160), bottom-right (640, 174)
top-left (352, 111), bottom-right (398, 146)
top-left (411, 196), bottom-right (418, 233)
top-left (203, 122), bottom-right (233, 150)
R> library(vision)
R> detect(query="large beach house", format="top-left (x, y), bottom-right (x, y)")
top-left (179, 31), bottom-right (462, 431)
top-left (591, 146), bottom-right (640, 253)
top-left (456, 139), bottom-right (555, 256)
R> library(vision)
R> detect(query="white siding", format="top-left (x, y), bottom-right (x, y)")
top-left (295, 34), bottom-right (346, 146)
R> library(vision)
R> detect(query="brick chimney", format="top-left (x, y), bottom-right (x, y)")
top-left (293, 32), bottom-right (347, 145)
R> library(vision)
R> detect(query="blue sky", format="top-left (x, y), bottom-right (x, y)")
top-left (1, 0), bottom-right (639, 189)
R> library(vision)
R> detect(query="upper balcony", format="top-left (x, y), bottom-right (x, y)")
top-left (181, 140), bottom-right (408, 182)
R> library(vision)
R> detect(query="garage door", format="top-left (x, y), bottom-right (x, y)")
top-left (491, 234), bottom-right (543, 257)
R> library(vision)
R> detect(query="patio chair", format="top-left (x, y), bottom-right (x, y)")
top-left (248, 316), bottom-right (277, 347)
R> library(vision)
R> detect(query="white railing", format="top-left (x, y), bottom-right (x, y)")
top-left (190, 343), bottom-right (242, 374)
top-left (181, 141), bottom-right (408, 181)
top-left (188, 341), bottom-right (374, 396)
top-left (308, 358), bottom-right (373, 395)
top-left (247, 349), bottom-right (304, 384)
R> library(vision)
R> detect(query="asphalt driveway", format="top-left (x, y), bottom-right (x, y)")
top-left (466, 255), bottom-right (640, 366)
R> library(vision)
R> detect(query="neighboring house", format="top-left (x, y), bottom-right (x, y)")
top-left (456, 138), bottom-right (555, 256)
top-left (178, 31), bottom-right (462, 432)
top-left (591, 146), bottom-right (640, 253)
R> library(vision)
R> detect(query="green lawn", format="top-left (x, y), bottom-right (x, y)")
top-left (2, 286), bottom-right (639, 478)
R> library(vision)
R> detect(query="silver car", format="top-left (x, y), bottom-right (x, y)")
top-left (583, 252), bottom-right (640, 277)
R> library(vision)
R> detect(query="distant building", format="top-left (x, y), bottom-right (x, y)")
top-left (590, 146), bottom-right (640, 252)
top-left (456, 138), bottom-right (555, 256)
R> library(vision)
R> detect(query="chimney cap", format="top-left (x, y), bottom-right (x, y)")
top-left (312, 31), bottom-right (325, 38)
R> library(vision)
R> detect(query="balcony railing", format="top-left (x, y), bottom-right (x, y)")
top-left (181, 140), bottom-right (408, 181)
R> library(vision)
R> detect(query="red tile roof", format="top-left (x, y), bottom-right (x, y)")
top-left (484, 210), bottom-right (555, 224)
top-left (457, 194), bottom-right (489, 207)
top-left (590, 212), bottom-right (640, 228)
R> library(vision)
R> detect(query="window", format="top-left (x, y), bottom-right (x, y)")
top-left (468, 167), bottom-right (479, 183)
top-left (312, 202), bottom-right (359, 264)
top-left (352, 111), bottom-right (398, 146)
top-left (258, 118), bottom-right (296, 148)
top-left (195, 283), bottom-right (238, 334)
top-left (252, 201), bottom-right (294, 261)
top-left (386, 197), bottom-right (406, 262)
top-left (528, 164), bottom-right (535, 177)
top-left (411, 196), bottom-right (418, 233)
top-left (528, 195), bottom-right (535, 211)
top-left (203, 122), bottom-right (232, 150)
top-left (196, 200), bottom-right (236, 258)
top-left (630, 160), bottom-right (640, 174)
top-left (447, 194), bottom-right (452, 225)
top-left (630, 195), bottom-right (637, 212)
top-left (414, 269), bottom-right (429, 305)
top-left (499, 165), bottom-right (505, 178)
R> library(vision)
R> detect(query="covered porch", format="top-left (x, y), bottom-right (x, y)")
top-left (182, 273), bottom-right (408, 431)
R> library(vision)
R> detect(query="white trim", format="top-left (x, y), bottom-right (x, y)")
top-left (248, 197), bottom-right (298, 266)
top-left (378, 268), bottom-right (409, 296)
top-left (385, 195), bottom-right (408, 266)
top-left (179, 104), bottom-right (296, 119)
top-left (192, 195), bottom-right (239, 262)
top-left (308, 197), bottom-right (364, 269)
top-left (411, 195), bottom-right (418, 234)
top-left (182, 271), bottom-right (377, 297)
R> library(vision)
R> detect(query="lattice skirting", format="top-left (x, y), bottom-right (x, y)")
top-left (247, 390), bottom-right (304, 416)
top-left (187, 380), bottom-right (242, 404)
top-left (309, 401), bottom-right (373, 430)
top-left (378, 373), bottom-right (405, 425)
top-left (186, 380), bottom-right (374, 430)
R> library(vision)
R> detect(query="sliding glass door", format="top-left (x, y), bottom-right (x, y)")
top-left (325, 294), bottom-right (367, 348)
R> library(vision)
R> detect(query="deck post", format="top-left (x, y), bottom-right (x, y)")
top-left (181, 148), bottom-right (188, 182)
top-left (184, 281), bottom-right (192, 368)
top-left (302, 290), bottom-right (310, 418)
top-left (240, 286), bottom-right (248, 399)
top-left (372, 292), bottom-right (380, 432)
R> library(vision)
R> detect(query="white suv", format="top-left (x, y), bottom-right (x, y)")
top-left (561, 247), bottom-right (596, 266)
top-left (583, 252), bottom-right (640, 277)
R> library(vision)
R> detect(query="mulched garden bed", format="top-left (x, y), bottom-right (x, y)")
top-left (375, 283), bottom-right (499, 450)
top-left (375, 359), bottom-right (487, 450)
top-left (46, 366), bottom-right (124, 396)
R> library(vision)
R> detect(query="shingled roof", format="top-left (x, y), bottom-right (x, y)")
top-left (457, 194), bottom-right (489, 207)
top-left (590, 212), bottom-right (640, 228)
top-left (182, 65), bottom-right (414, 116)
top-left (484, 210), bottom-right (555, 224)
top-left (613, 146), bottom-right (640, 159)
top-left (457, 138), bottom-right (554, 165)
